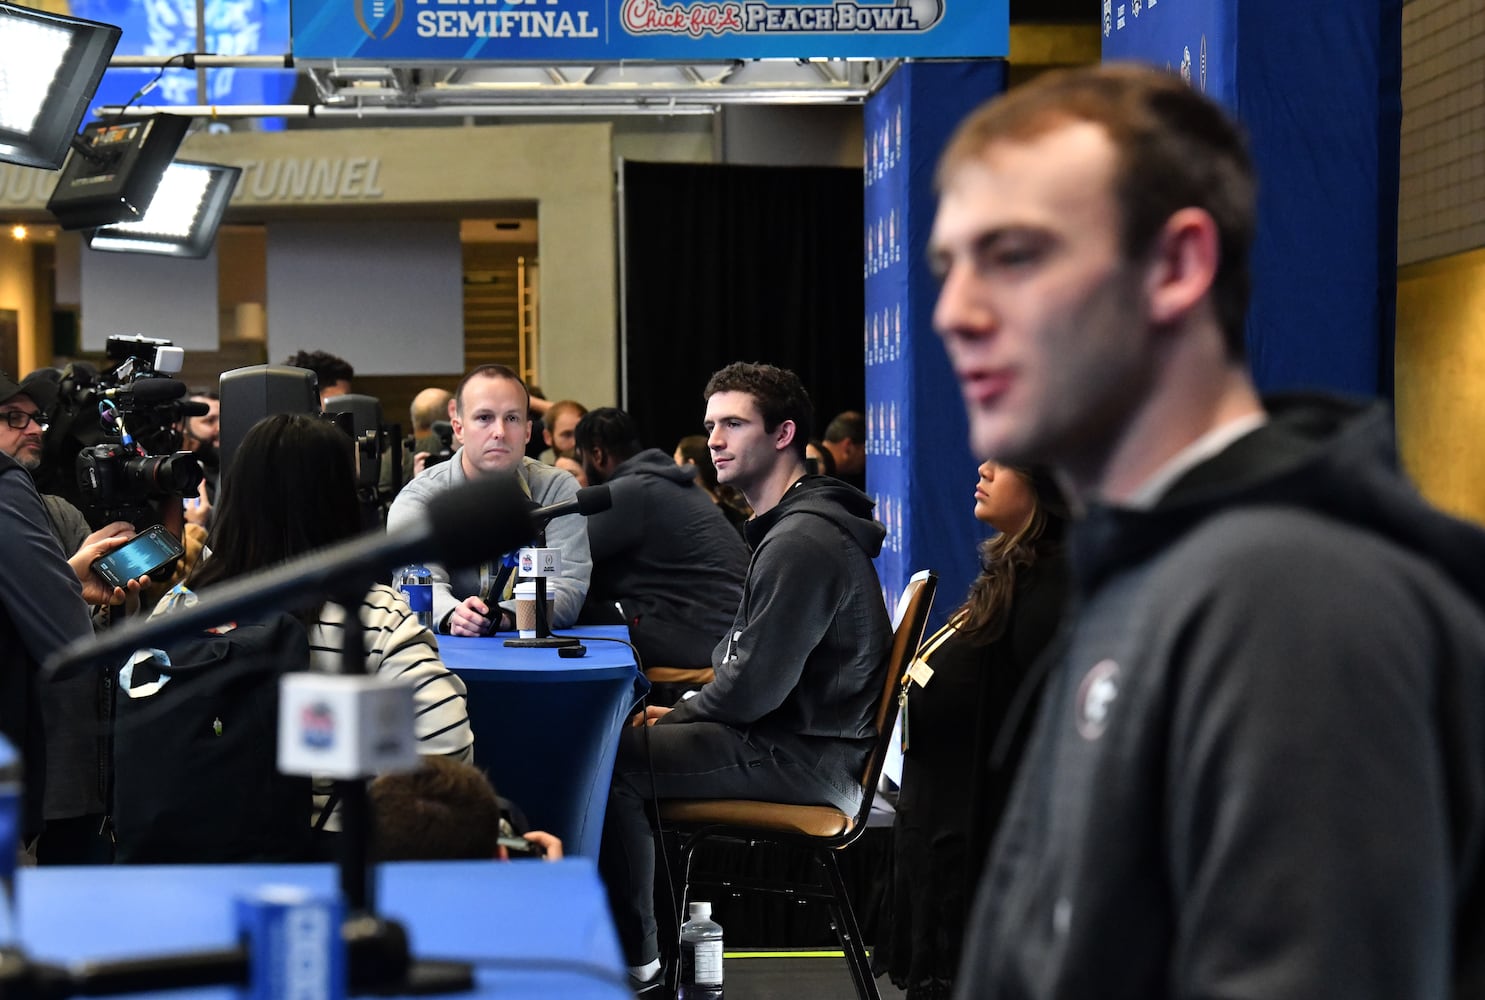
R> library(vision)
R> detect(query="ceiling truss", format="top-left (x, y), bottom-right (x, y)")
top-left (99, 56), bottom-right (902, 118)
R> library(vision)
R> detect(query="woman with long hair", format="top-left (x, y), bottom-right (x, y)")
top-left (155, 413), bottom-right (474, 827)
top-left (877, 462), bottom-right (1069, 1000)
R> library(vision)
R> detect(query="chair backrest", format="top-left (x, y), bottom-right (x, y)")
top-left (846, 570), bottom-right (937, 837)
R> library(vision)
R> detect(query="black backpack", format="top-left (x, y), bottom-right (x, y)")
top-left (112, 611), bottom-right (315, 863)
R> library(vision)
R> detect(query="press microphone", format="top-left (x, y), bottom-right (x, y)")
top-left (531, 484), bottom-right (612, 523)
top-left (102, 378), bottom-right (187, 405)
top-left (44, 471), bottom-right (539, 681)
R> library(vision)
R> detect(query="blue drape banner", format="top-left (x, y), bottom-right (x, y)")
top-left (865, 60), bottom-right (1006, 624)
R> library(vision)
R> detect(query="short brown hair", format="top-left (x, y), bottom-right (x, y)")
top-left (455, 364), bottom-right (529, 415)
top-left (938, 63), bottom-right (1255, 357)
top-left (369, 757), bottom-right (501, 861)
top-left (545, 399), bottom-right (588, 427)
top-left (703, 362), bottom-right (812, 460)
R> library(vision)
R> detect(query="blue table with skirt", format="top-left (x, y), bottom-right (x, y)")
top-left (438, 625), bottom-right (645, 859)
top-left (17, 859), bottom-right (627, 999)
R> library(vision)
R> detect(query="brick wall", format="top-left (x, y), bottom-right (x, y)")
top-left (1399, 0), bottom-right (1485, 265)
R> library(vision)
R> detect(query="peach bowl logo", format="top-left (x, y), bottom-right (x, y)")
top-left (622, 0), bottom-right (946, 37)
top-left (356, 0), bottom-right (405, 39)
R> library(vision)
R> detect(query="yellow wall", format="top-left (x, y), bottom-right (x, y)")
top-left (0, 238), bottom-right (38, 375)
top-left (1395, 248), bottom-right (1485, 526)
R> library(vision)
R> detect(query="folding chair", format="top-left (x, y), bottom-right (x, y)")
top-left (658, 570), bottom-right (938, 1000)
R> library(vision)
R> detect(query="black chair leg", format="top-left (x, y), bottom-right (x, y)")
top-left (820, 849), bottom-right (880, 1000)
top-left (664, 830), bottom-right (702, 996)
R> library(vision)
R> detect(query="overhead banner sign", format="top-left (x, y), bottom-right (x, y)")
top-left (290, 0), bottom-right (1007, 61)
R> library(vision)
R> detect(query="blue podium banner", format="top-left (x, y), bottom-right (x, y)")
top-left (290, 0), bottom-right (1007, 62)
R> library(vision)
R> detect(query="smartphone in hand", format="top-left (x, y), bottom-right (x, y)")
top-left (91, 524), bottom-right (184, 588)
top-left (497, 835), bottom-right (546, 859)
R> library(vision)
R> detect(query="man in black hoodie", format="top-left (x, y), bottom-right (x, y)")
top-left (932, 65), bottom-right (1485, 998)
top-left (598, 363), bottom-right (891, 990)
top-left (574, 406), bottom-right (748, 668)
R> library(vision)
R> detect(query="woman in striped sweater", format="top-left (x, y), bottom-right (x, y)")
top-left (154, 413), bottom-right (474, 830)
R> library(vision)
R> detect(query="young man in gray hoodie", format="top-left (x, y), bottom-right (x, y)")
top-left (598, 362), bottom-right (891, 991)
top-left (932, 64), bottom-right (1485, 999)
top-left (573, 406), bottom-right (749, 669)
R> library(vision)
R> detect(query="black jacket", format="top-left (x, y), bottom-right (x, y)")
top-left (0, 452), bottom-right (94, 839)
top-left (581, 449), bottom-right (749, 667)
top-left (664, 475), bottom-right (891, 812)
top-left (958, 395), bottom-right (1485, 1000)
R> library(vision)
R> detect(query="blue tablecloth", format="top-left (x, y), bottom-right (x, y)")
top-left (17, 859), bottom-right (627, 999)
top-left (438, 625), bottom-right (644, 859)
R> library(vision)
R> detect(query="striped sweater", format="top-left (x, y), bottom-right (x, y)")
top-left (153, 583), bottom-right (474, 829)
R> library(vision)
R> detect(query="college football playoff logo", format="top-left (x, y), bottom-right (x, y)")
top-left (355, 0), bottom-right (403, 40)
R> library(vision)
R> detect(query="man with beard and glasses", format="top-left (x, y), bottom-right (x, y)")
top-left (0, 370), bottom-right (149, 864)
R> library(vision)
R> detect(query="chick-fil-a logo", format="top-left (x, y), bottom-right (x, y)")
top-left (622, 0), bottom-right (743, 37)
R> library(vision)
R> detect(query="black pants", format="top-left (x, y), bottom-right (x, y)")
top-left (598, 720), bottom-right (861, 966)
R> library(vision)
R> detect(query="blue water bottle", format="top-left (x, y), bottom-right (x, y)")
top-left (399, 564), bottom-right (434, 629)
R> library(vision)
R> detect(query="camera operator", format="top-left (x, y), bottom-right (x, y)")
top-left (404, 387), bottom-right (453, 481)
top-left (178, 388), bottom-right (219, 529)
top-left (0, 370), bottom-right (150, 863)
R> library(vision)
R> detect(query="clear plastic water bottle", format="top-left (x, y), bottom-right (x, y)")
top-left (678, 901), bottom-right (723, 999)
top-left (399, 564), bottom-right (433, 630)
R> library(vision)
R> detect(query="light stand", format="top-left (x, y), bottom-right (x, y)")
top-left (501, 527), bottom-right (579, 649)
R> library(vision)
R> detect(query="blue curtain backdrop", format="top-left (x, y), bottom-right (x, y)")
top-left (1103, 0), bottom-right (1402, 396)
top-left (865, 61), bottom-right (1007, 626)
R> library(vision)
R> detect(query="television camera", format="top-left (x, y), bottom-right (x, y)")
top-left (35, 335), bottom-right (206, 528)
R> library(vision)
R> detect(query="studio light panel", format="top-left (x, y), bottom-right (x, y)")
top-left (86, 160), bottom-right (241, 258)
top-left (0, 2), bottom-right (121, 170)
top-left (0, 17), bottom-right (73, 133)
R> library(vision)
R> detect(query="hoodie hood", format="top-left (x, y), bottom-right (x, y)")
top-left (745, 474), bottom-right (885, 557)
top-left (610, 447), bottom-right (698, 487)
top-left (1070, 394), bottom-right (1485, 611)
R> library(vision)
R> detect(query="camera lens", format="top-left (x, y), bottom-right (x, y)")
top-left (128, 453), bottom-right (204, 496)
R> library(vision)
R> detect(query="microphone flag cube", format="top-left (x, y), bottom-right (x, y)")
top-left (277, 674), bottom-right (418, 780)
top-left (517, 547), bottom-right (562, 579)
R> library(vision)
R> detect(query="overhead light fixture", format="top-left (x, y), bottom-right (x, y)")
top-left (46, 115), bottom-right (191, 230)
top-left (0, 2), bottom-right (121, 170)
top-left (85, 160), bottom-right (241, 258)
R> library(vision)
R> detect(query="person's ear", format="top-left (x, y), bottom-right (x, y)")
top-left (774, 419), bottom-right (797, 453)
top-left (1144, 207), bottom-right (1220, 329)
